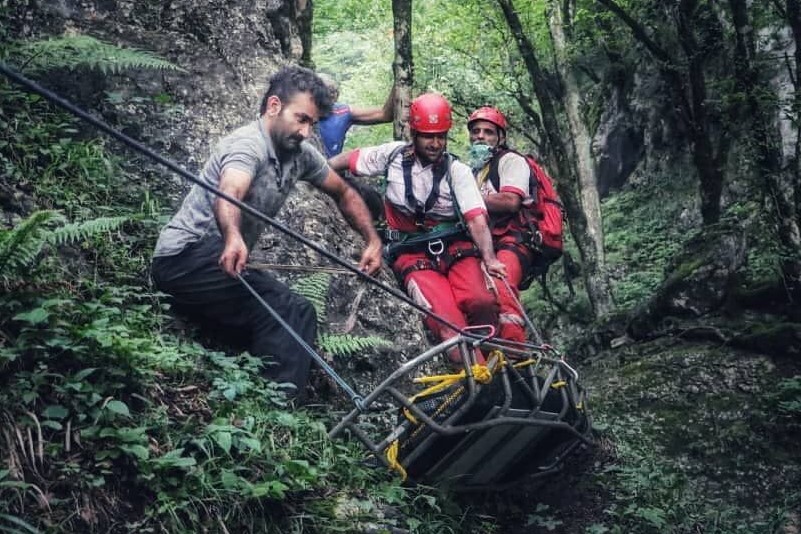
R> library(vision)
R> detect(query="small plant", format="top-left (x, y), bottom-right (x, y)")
top-left (318, 332), bottom-right (393, 356)
top-left (8, 35), bottom-right (184, 74)
top-left (291, 272), bottom-right (332, 323)
top-left (526, 503), bottom-right (564, 531)
top-left (770, 376), bottom-right (801, 417)
top-left (0, 210), bottom-right (127, 284)
top-left (291, 272), bottom-right (393, 357)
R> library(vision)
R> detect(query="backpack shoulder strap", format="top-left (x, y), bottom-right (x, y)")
top-left (381, 142), bottom-right (411, 193)
top-left (400, 148), bottom-right (451, 227)
top-left (443, 152), bottom-right (467, 227)
top-left (384, 143), bottom-right (411, 178)
top-left (486, 147), bottom-right (514, 192)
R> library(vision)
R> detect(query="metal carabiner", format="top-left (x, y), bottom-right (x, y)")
top-left (427, 238), bottom-right (445, 256)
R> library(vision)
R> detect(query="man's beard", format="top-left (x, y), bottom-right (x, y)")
top-left (276, 134), bottom-right (304, 156)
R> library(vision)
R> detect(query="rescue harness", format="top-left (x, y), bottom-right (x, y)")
top-left (380, 145), bottom-right (481, 280)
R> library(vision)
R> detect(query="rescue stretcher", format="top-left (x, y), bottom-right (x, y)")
top-left (329, 334), bottom-right (592, 491)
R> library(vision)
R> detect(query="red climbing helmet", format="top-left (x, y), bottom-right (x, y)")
top-left (410, 93), bottom-right (453, 133)
top-left (468, 106), bottom-right (508, 133)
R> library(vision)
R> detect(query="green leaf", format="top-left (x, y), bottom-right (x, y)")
top-left (238, 437), bottom-right (262, 452)
top-left (72, 368), bottom-right (98, 381)
top-left (104, 400), bottom-right (131, 417)
top-left (250, 480), bottom-right (288, 499)
top-left (152, 448), bottom-right (197, 469)
top-left (13, 308), bottom-right (49, 325)
top-left (0, 512), bottom-right (41, 534)
top-left (40, 420), bottom-right (63, 431)
top-left (120, 444), bottom-right (150, 460)
top-left (220, 469), bottom-right (241, 490)
top-left (213, 431), bottom-right (232, 454)
top-left (42, 405), bottom-right (68, 420)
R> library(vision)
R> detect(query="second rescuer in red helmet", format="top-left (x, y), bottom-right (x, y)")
top-left (329, 93), bottom-right (507, 363)
top-left (467, 106), bottom-right (532, 344)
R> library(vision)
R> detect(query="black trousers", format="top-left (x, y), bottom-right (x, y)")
top-left (151, 235), bottom-right (317, 394)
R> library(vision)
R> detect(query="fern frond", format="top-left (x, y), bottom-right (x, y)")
top-left (0, 512), bottom-right (40, 534)
top-left (49, 216), bottom-right (127, 246)
top-left (0, 210), bottom-right (64, 277)
top-left (317, 333), bottom-right (393, 358)
top-left (12, 36), bottom-right (184, 74)
top-left (290, 273), bottom-right (331, 324)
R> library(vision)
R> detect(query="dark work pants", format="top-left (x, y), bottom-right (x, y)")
top-left (151, 235), bottom-right (317, 395)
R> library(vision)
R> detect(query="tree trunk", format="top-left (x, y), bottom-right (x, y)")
top-left (676, 0), bottom-right (724, 225)
top-left (296, 0), bottom-right (314, 68)
top-left (595, 0), bottom-right (727, 226)
top-left (786, 0), bottom-right (801, 232)
top-left (496, 0), bottom-right (615, 318)
top-left (731, 0), bottom-right (801, 304)
top-left (392, 0), bottom-right (413, 141)
top-left (548, 1), bottom-right (608, 271)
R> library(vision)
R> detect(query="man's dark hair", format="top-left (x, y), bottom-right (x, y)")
top-left (259, 65), bottom-right (333, 116)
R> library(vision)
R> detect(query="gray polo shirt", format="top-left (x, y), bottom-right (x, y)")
top-left (154, 119), bottom-right (329, 257)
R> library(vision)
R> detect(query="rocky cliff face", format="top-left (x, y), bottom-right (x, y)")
top-left (6, 0), bottom-right (311, 170)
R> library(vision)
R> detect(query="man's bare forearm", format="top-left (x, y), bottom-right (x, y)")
top-left (484, 192), bottom-right (521, 215)
top-left (215, 196), bottom-right (243, 241)
top-left (467, 216), bottom-right (498, 263)
top-left (338, 186), bottom-right (381, 245)
top-left (328, 150), bottom-right (352, 173)
top-left (214, 168), bottom-right (253, 243)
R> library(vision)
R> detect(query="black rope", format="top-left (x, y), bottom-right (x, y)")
top-left (236, 273), bottom-right (365, 409)
top-left (0, 62), bottom-right (466, 334)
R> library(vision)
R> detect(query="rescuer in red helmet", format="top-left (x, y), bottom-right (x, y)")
top-left (330, 93), bottom-right (507, 363)
top-left (467, 106), bottom-right (535, 344)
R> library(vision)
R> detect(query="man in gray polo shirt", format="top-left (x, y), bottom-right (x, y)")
top-left (151, 66), bottom-right (382, 398)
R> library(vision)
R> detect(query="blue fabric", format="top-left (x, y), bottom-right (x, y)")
top-left (319, 103), bottom-right (353, 157)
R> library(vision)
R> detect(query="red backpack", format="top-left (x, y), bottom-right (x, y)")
top-left (487, 149), bottom-right (565, 286)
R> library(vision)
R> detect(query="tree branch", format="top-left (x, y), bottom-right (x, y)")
top-left (594, 0), bottom-right (674, 65)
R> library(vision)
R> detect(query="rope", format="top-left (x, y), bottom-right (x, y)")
top-left (385, 440), bottom-right (408, 481)
top-left (512, 357), bottom-right (541, 369)
top-left (401, 349), bottom-right (505, 425)
top-left (247, 262), bottom-right (356, 276)
top-left (502, 277), bottom-right (544, 345)
top-left (236, 273), bottom-right (365, 409)
top-left (475, 165), bottom-right (491, 189)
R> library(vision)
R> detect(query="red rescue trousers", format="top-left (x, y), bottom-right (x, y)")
top-left (392, 239), bottom-right (499, 358)
top-left (492, 233), bottom-right (532, 344)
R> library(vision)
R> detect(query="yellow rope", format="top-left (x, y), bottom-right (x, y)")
top-left (395, 351), bottom-right (507, 474)
top-left (402, 351), bottom-right (506, 425)
top-left (402, 408), bottom-right (419, 425)
top-left (401, 364), bottom-right (490, 425)
top-left (512, 357), bottom-right (541, 369)
top-left (550, 380), bottom-right (567, 389)
top-left (385, 440), bottom-right (408, 481)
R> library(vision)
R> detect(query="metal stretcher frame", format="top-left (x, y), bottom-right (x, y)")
top-left (328, 335), bottom-right (593, 491)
